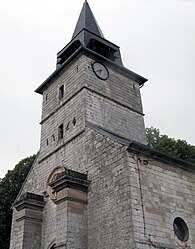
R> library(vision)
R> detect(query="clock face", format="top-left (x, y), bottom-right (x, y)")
top-left (92, 62), bottom-right (109, 80)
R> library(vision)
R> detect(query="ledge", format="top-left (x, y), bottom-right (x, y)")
top-left (13, 192), bottom-right (45, 211)
top-left (49, 168), bottom-right (91, 193)
top-left (86, 121), bottom-right (195, 172)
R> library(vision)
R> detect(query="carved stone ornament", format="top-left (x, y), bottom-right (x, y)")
top-left (45, 167), bottom-right (65, 200)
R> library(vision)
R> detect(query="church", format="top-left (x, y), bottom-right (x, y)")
top-left (10, 1), bottom-right (195, 248)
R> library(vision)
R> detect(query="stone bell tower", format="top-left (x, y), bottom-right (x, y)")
top-left (9, 1), bottom-right (156, 249)
top-left (10, 1), bottom-right (195, 249)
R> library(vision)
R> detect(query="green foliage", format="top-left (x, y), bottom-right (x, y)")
top-left (0, 154), bottom-right (36, 249)
top-left (146, 127), bottom-right (195, 164)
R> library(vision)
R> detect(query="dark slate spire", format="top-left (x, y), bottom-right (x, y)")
top-left (55, 1), bottom-right (124, 68)
top-left (35, 1), bottom-right (147, 94)
top-left (72, 1), bottom-right (104, 39)
top-left (55, 1), bottom-right (124, 69)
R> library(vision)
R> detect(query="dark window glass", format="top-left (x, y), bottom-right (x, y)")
top-left (58, 124), bottom-right (64, 140)
top-left (173, 217), bottom-right (189, 242)
top-left (59, 85), bottom-right (64, 99)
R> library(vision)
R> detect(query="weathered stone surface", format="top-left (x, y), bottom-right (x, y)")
top-left (10, 193), bottom-right (45, 249)
top-left (39, 54), bottom-right (146, 164)
top-left (9, 47), bottom-right (195, 249)
top-left (127, 152), bottom-right (195, 248)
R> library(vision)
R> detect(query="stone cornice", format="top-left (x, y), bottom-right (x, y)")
top-left (13, 192), bottom-right (45, 211)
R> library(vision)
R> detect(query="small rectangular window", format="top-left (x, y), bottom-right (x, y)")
top-left (59, 85), bottom-right (64, 99)
top-left (58, 124), bottom-right (64, 140)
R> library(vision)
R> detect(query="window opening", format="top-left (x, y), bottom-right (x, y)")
top-left (173, 217), bottom-right (189, 242)
top-left (58, 124), bottom-right (64, 140)
top-left (73, 117), bottom-right (76, 126)
top-left (59, 85), bottom-right (64, 99)
top-left (66, 122), bottom-right (70, 131)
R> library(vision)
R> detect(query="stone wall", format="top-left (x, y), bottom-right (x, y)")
top-left (10, 128), bottom-right (136, 249)
top-left (10, 125), bottom-right (195, 249)
top-left (10, 52), bottom-right (195, 249)
top-left (39, 90), bottom-right (86, 162)
top-left (127, 151), bottom-right (195, 248)
top-left (40, 53), bottom-right (146, 148)
top-left (85, 89), bottom-right (146, 144)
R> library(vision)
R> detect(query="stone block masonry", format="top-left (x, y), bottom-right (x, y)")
top-left (10, 127), bottom-right (136, 249)
top-left (9, 51), bottom-right (195, 249)
top-left (10, 2), bottom-right (195, 248)
top-left (40, 54), bottom-right (147, 152)
top-left (10, 125), bottom-right (195, 249)
top-left (127, 152), bottom-right (195, 248)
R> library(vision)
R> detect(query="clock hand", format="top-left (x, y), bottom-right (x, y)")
top-left (97, 69), bottom-right (102, 74)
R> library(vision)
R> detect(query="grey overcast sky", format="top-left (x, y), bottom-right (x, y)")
top-left (0, 0), bottom-right (195, 178)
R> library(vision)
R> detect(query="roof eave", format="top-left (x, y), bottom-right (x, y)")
top-left (128, 140), bottom-right (195, 172)
top-left (86, 121), bottom-right (195, 172)
top-left (35, 46), bottom-right (147, 95)
top-left (35, 46), bottom-right (83, 94)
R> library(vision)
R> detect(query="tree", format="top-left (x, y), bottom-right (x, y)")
top-left (146, 127), bottom-right (195, 164)
top-left (0, 154), bottom-right (36, 249)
